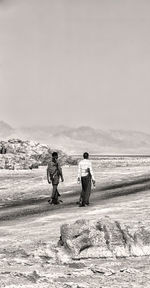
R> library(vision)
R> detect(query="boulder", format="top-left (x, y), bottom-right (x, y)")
top-left (59, 217), bottom-right (150, 259)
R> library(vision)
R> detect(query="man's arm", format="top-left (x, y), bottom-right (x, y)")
top-left (58, 163), bottom-right (64, 182)
top-left (89, 162), bottom-right (95, 180)
top-left (77, 162), bottom-right (81, 183)
top-left (89, 162), bottom-right (96, 186)
top-left (47, 166), bottom-right (51, 184)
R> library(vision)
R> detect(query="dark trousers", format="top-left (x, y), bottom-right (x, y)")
top-left (51, 184), bottom-right (59, 204)
top-left (81, 174), bottom-right (91, 205)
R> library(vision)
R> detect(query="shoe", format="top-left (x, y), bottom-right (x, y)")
top-left (48, 199), bottom-right (53, 204)
top-left (54, 199), bottom-right (63, 205)
top-left (76, 201), bottom-right (81, 205)
top-left (79, 203), bottom-right (85, 207)
top-left (48, 198), bottom-right (58, 205)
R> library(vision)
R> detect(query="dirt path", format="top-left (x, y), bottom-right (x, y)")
top-left (1, 175), bottom-right (150, 222)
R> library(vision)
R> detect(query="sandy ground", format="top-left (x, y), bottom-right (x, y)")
top-left (0, 162), bottom-right (150, 287)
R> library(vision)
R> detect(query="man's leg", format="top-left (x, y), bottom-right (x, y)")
top-left (55, 185), bottom-right (63, 203)
top-left (79, 175), bottom-right (91, 207)
top-left (76, 194), bottom-right (82, 205)
top-left (79, 177), bottom-right (86, 206)
top-left (51, 184), bottom-right (58, 204)
top-left (85, 175), bottom-right (91, 205)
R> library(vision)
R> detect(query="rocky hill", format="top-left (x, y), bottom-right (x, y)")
top-left (0, 139), bottom-right (76, 170)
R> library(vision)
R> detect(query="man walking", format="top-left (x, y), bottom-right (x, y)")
top-left (47, 152), bottom-right (64, 205)
top-left (77, 152), bottom-right (95, 207)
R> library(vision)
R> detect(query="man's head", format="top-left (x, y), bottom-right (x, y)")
top-left (52, 152), bottom-right (58, 161)
top-left (83, 152), bottom-right (89, 159)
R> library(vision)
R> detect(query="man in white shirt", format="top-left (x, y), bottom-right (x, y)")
top-left (77, 152), bottom-right (95, 207)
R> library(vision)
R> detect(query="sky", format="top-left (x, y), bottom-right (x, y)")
top-left (0, 0), bottom-right (150, 132)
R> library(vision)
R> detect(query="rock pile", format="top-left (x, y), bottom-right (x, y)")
top-left (59, 217), bottom-right (150, 259)
top-left (0, 139), bottom-right (76, 170)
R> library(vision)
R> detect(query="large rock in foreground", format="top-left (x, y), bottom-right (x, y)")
top-left (0, 139), bottom-right (76, 170)
top-left (59, 217), bottom-right (150, 259)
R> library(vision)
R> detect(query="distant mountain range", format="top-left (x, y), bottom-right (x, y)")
top-left (1, 121), bottom-right (150, 154)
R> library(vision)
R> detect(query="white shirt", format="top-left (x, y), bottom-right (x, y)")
top-left (78, 159), bottom-right (95, 180)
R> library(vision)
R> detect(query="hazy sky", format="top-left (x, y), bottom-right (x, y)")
top-left (0, 0), bottom-right (150, 132)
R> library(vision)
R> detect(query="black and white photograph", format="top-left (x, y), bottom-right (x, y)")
top-left (0, 0), bottom-right (150, 287)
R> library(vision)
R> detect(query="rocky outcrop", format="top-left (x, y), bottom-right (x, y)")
top-left (59, 217), bottom-right (150, 259)
top-left (0, 139), bottom-right (77, 170)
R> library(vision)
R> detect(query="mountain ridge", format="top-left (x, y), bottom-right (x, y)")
top-left (1, 121), bottom-right (150, 154)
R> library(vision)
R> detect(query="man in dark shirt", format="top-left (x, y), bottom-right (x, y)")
top-left (47, 152), bottom-right (64, 204)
